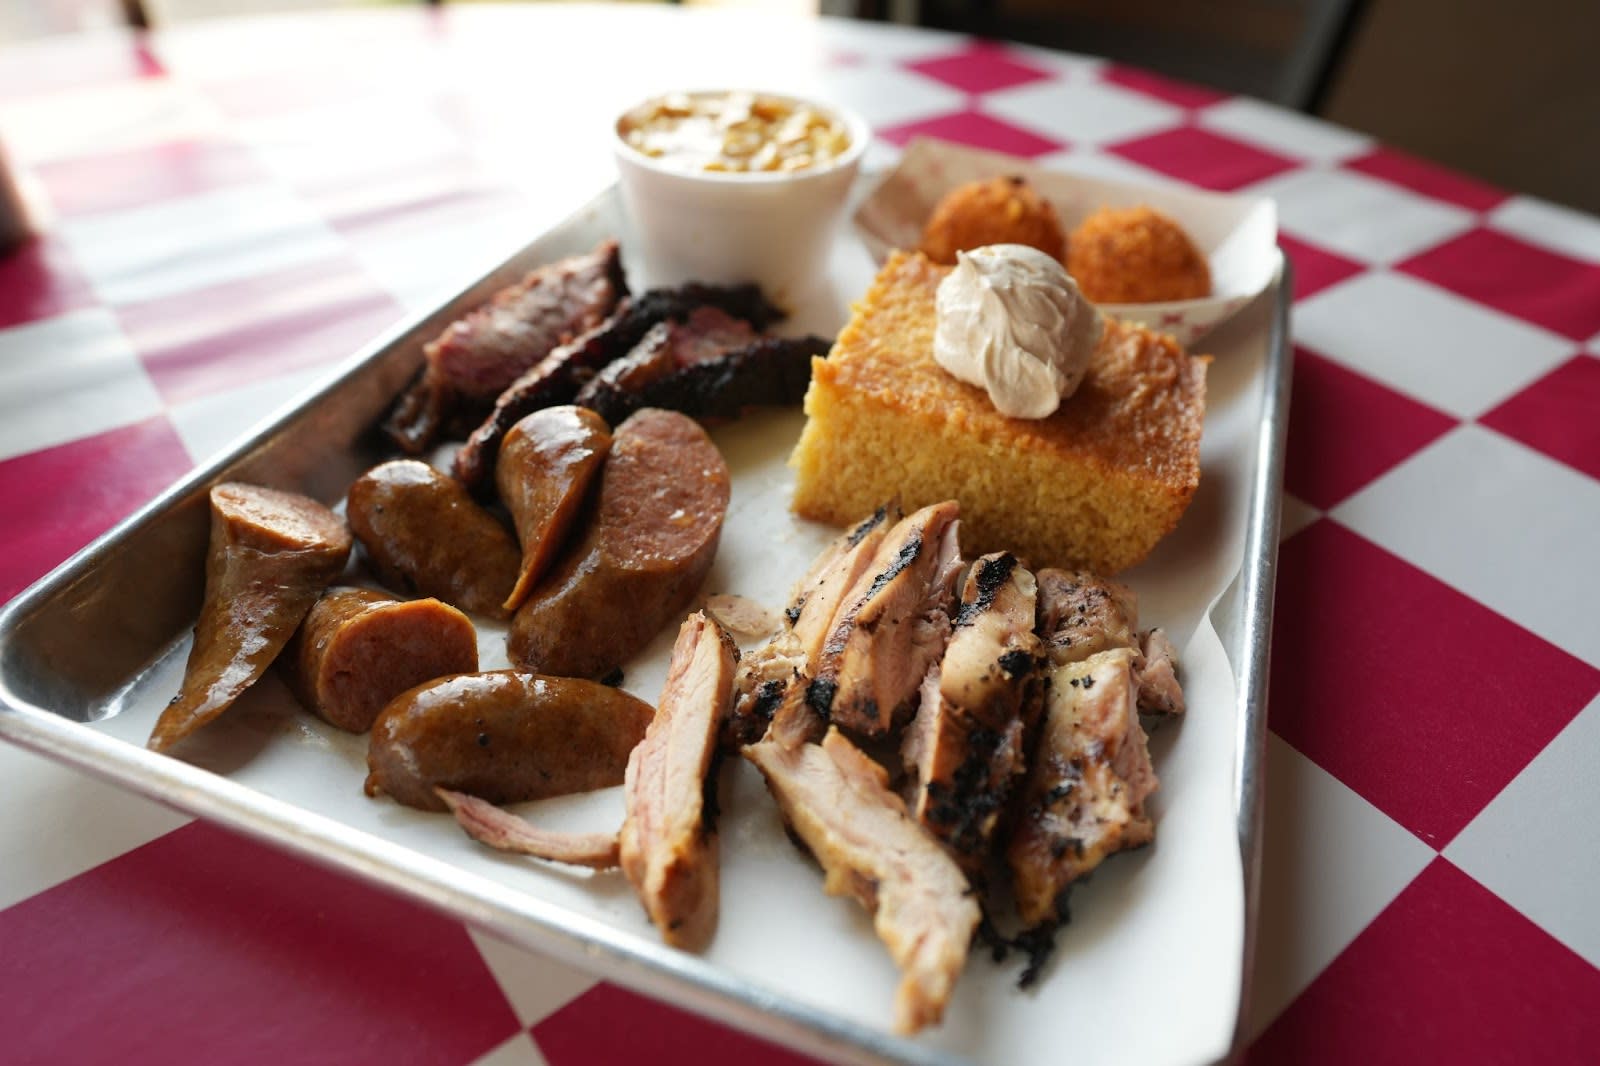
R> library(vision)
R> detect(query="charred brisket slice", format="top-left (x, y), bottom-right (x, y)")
top-left (451, 282), bottom-right (785, 490)
top-left (579, 333), bottom-right (830, 427)
top-left (383, 239), bottom-right (626, 454)
top-left (580, 306), bottom-right (760, 405)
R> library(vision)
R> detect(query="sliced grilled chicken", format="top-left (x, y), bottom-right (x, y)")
top-left (903, 553), bottom-right (1044, 871)
top-left (745, 727), bottom-right (980, 1035)
top-left (442, 612), bottom-right (738, 950)
top-left (808, 501), bottom-right (963, 738)
top-left (724, 503), bottom-right (899, 749)
top-left (619, 611), bottom-right (739, 949)
top-left (1035, 567), bottom-right (1184, 717)
top-left (1034, 568), bottom-right (1140, 668)
top-left (1137, 628), bottom-right (1184, 715)
top-left (1005, 648), bottom-right (1159, 929)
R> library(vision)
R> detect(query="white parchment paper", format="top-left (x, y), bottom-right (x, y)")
top-left (90, 185), bottom-right (1279, 1066)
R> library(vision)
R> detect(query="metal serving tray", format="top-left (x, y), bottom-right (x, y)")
top-left (0, 185), bottom-right (1292, 1066)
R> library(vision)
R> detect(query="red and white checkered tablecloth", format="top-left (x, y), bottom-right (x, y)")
top-left (2, 6), bottom-right (1597, 1063)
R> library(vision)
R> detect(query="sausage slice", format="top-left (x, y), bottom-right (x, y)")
top-left (346, 459), bottom-right (520, 619)
top-left (508, 408), bottom-right (730, 679)
top-left (365, 671), bottom-right (655, 811)
top-left (149, 483), bottom-right (351, 753)
top-left (496, 405), bottom-right (612, 613)
top-left (282, 587), bottom-right (478, 733)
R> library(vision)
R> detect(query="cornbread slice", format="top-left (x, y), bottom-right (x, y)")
top-left (791, 251), bottom-right (1207, 574)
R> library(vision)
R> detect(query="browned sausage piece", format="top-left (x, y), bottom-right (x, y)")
top-left (149, 483), bottom-right (351, 753)
top-left (508, 409), bottom-right (730, 679)
top-left (365, 671), bottom-right (656, 812)
top-left (282, 587), bottom-right (479, 734)
top-left (346, 459), bottom-right (520, 619)
top-left (496, 405), bottom-right (612, 613)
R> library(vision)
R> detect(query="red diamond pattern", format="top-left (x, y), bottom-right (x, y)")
top-left (533, 983), bottom-right (826, 1066)
top-left (2, 22), bottom-right (1599, 1066)
top-left (904, 41), bottom-right (1055, 94)
top-left (0, 822), bottom-right (522, 1064)
top-left (1107, 125), bottom-right (1299, 191)
top-left (34, 139), bottom-right (266, 219)
top-left (0, 416), bottom-right (192, 606)
top-left (1248, 859), bottom-right (1600, 1065)
top-left (1270, 520), bottom-right (1600, 847)
top-left (1278, 233), bottom-right (1365, 302)
top-left (877, 108), bottom-right (1065, 158)
top-left (0, 234), bottom-right (97, 332)
top-left (1099, 64), bottom-right (1229, 109)
top-left (1480, 353), bottom-right (1600, 480)
top-left (1343, 146), bottom-right (1507, 213)
top-left (1399, 226), bottom-right (1600, 341)
top-left (116, 255), bottom-right (402, 405)
top-left (1284, 346), bottom-right (1457, 509)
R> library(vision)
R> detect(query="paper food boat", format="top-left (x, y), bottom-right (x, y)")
top-left (854, 137), bottom-right (1280, 347)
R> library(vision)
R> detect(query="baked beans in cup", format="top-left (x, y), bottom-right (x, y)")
top-left (613, 89), bottom-right (870, 299)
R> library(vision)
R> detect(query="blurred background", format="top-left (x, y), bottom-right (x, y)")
top-left (3, 0), bottom-right (1596, 213)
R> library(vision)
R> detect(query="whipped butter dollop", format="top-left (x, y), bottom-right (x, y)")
top-left (933, 244), bottom-right (1103, 419)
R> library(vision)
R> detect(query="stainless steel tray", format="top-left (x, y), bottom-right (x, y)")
top-left (0, 185), bottom-right (1292, 1066)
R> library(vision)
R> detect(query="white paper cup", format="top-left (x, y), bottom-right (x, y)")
top-left (613, 91), bottom-right (870, 302)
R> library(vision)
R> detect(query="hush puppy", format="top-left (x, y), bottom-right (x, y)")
top-left (1067, 206), bottom-right (1211, 303)
top-left (919, 175), bottom-right (1067, 264)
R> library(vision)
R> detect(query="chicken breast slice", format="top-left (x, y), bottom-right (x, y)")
top-left (745, 727), bottom-right (980, 1035)
top-left (1005, 648), bottom-right (1159, 929)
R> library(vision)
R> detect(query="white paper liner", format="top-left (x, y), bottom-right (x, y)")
top-left (854, 138), bottom-right (1280, 347)
top-left (88, 201), bottom-right (1278, 1066)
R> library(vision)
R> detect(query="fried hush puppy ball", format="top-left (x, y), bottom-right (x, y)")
top-left (1066, 205), bottom-right (1211, 304)
top-left (918, 175), bottom-right (1067, 265)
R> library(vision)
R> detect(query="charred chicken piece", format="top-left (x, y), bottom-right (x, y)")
top-left (745, 728), bottom-right (980, 1035)
top-left (620, 611), bottom-right (739, 949)
top-left (1034, 567), bottom-right (1139, 667)
top-left (384, 240), bottom-right (626, 453)
top-left (1035, 568), bottom-right (1185, 716)
top-left (903, 553), bottom-right (1044, 872)
top-left (453, 283), bottom-right (784, 491)
top-left (149, 484), bottom-right (351, 753)
top-left (807, 501), bottom-right (963, 738)
top-left (1004, 648), bottom-right (1158, 930)
top-left (725, 502), bottom-right (900, 750)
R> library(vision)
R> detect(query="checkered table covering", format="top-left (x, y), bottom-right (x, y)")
top-left (2, 6), bottom-right (1597, 1063)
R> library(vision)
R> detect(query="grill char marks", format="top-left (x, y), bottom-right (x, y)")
top-left (1034, 567), bottom-right (1186, 716)
top-left (724, 503), bottom-right (900, 750)
top-left (902, 553), bottom-right (1044, 873)
top-left (1004, 648), bottom-right (1158, 929)
top-left (810, 502), bottom-right (963, 738)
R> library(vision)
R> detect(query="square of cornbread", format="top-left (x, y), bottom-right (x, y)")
top-left (791, 251), bottom-right (1207, 574)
